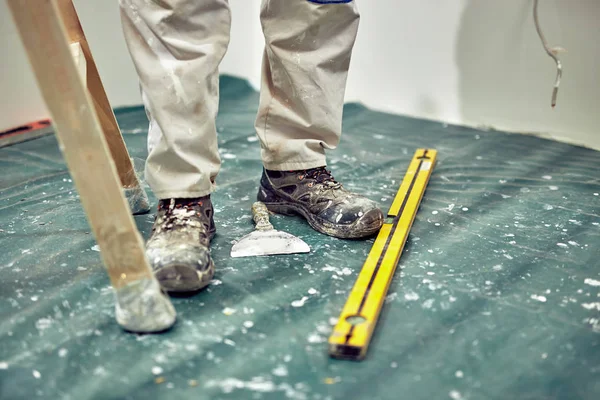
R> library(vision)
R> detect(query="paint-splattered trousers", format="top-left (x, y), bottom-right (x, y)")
top-left (119, 0), bottom-right (360, 199)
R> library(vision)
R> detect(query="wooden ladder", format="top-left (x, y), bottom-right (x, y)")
top-left (7, 0), bottom-right (175, 332)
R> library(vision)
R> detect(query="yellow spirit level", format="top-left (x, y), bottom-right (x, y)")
top-left (328, 149), bottom-right (437, 360)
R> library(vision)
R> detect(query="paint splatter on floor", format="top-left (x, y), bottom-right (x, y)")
top-left (1, 76), bottom-right (599, 399)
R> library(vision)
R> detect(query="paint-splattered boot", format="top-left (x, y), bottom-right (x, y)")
top-left (257, 167), bottom-right (383, 239)
top-left (146, 196), bottom-right (216, 292)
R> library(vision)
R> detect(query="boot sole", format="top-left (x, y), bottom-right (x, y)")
top-left (155, 259), bottom-right (215, 293)
top-left (259, 185), bottom-right (382, 239)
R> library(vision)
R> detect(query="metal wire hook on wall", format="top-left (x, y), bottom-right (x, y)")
top-left (533, 0), bottom-right (564, 108)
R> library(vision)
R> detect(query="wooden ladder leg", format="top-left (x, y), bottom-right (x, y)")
top-left (56, 0), bottom-right (150, 215)
top-left (8, 0), bottom-right (175, 333)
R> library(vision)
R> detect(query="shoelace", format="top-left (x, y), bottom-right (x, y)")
top-left (156, 199), bottom-right (206, 231)
top-left (304, 167), bottom-right (338, 185)
top-left (299, 167), bottom-right (342, 195)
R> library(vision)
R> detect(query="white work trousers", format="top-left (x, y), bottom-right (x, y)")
top-left (120, 0), bottom-right (360, 199)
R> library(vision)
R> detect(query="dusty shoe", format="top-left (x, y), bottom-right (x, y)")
top-left (146, 196), bottom-right (216, 292)
top-left (257, 167), bottom-right (383, 239)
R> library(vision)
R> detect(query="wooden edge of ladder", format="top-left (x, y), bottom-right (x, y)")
top-left (7, 0), bottom-right (153, 288)
top-left (69, 42), bottom-right (87, 85)
top-left (56, 0), bottom-right (140, 188)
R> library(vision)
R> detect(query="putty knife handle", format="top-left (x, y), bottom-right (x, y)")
top-left (252, 202), bottom-right (274, 231)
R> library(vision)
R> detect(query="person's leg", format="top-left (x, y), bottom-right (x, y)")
top-left (120, 0), bottom-right (231, 291)
top-left (256, 0), bottom-right (359, 170)
top-left (120, 0), bottom-right (230, 199)
top-left (256, 0), bottom-right (383, 239)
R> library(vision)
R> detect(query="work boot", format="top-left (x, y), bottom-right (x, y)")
top-left (146, 196), bottom-right (215, 292)
top-left (257, 167), bottom-right (384, 239)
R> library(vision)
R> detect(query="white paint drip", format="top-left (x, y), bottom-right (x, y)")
top-left (422, 299), bottom-right (435, 309)
top-left (185, 344), bottom-right (198, 352)
top-left (205, 377), bottom-right (276, 394)
top-left (291, 297), bottom-right (309, 308)
top-left (35, 318), bottom-right (52, 331)
top-left (307, 333), bottom-right (326, 343)
top-left (0, 362), bottom-right (8, 370)
top-left (272, 365), bottom-right (288, 377)
top-left (154, 354), bottom-right (167, 364)
top-left (585, 318), bottom-right (600, 333)
top-left (161, 59), bottom-right (189, 105)
top-left (449, 390), bottom-right (462, 400)
top-left (385, 292), bottom-right (398, 303)
top-left (531, 294), bottom-right (547, 303)
top-left (582, 302), bottom-right (600, 311)
top-left (404, 291), bottom-right (420, 301)
top-left (322, 265), bottom-right (352, 276)
top-left (584, 278), bottom-right (600, 287)
top-left (152, 366), bottom-right (163, 375)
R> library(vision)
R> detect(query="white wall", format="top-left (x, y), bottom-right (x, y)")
top-left (346, 0), bottom-right (600, 149)
top-left (2, 1), bottom-right (599, 150)
top-left (0, 1), bottom-right (263, 132)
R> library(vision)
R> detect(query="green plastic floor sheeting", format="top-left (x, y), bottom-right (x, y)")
top-left (1, 76), bottom-right (599, 400)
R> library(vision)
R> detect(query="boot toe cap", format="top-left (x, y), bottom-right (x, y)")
top-left (146, 244), bottom-right (214, 292)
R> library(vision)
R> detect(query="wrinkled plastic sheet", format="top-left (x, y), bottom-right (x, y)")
top-left (1, 76), bottom-right (599, 400)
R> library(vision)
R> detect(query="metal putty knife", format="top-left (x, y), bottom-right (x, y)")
top-left (230, 202), bottom-right (310, 258)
